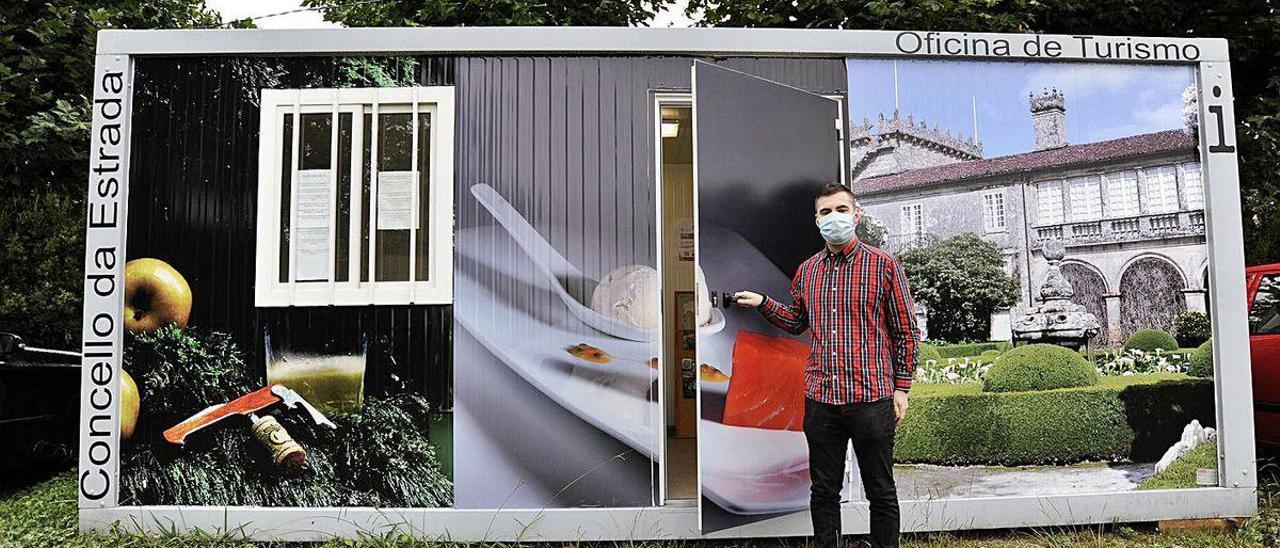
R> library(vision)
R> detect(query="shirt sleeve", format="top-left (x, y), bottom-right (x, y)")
top-left (758, 265), bottom-right (809, 335)
top-left (885, 257), bottom-right (920, 392)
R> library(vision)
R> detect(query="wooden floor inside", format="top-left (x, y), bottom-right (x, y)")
top-left (667, 435), bottom-right (697, 499)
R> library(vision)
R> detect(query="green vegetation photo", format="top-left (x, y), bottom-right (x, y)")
top-left (983, 343), bottom-right (1099, 393)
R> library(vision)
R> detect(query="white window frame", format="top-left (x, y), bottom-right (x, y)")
top-left (1067, 175), bottom-right (1103, 222)
top-left (1104, 170), bottom-right (1141, 218)
top-left (1181, 161), bottom-right (1205, 210)
top-left (900, 203), bottom-right (924, 236)
top-left (982, 191), bottom-right (1006, 232)
top-left (1142, 164), bottom-right (1180, 214)
top-left (255, 86), bottom-right (455, 307)
top-left (1035, 180), bottom-right (1065, 225)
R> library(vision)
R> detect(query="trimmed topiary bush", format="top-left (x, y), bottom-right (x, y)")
top-left (1174, 311), bottom-right (1211, 347)
top-left (918, 343), bottom-right (943, 367)
top-left (895, 376), bottom-right (1215, 465)
top-left (983, 343), bottom-right (1099, 393)
top-left (1125, 328), bottom-right (1179, 353)
top-left (1189, 339), bottom-right (1214, 378)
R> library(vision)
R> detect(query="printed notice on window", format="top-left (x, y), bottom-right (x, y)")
top-left (377, 171), bottom-right (415, 230)
top-left (295, 170), bottom-right (332, 281)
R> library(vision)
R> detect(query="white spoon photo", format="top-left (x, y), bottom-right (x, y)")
top-left (470, 183), bottom-right (725, 342)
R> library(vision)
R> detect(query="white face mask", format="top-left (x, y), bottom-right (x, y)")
top-left (817, 211), bottom-right (856, 246)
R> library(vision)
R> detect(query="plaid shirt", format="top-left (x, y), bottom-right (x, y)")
top-left (758, 238), bottom-right (920, 404)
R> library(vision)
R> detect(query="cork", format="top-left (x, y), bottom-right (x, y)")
top-left (250, 415), bottom-right (306, 470)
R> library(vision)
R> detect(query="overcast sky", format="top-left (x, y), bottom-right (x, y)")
top-left (205, 0), bottom-right (694, 28)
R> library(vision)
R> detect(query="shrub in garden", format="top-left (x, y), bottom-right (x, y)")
top-left (1124, 328), bottom-right (1179, 353)
top-left (982, 343), bottom-right (1099, 393)
top-left (1174, 311), bottom-right (1211, 347)
top-left (978, 349), bottom-right (1004, 363)
top-left (918, 343), bottom-right (942, 366)
top-left (1188, 339), bottom-right (1214, 378)
top-left (895, 377), bottom-right (1215, 465)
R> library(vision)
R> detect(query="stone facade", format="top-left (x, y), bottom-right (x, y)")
top-left (852, 92), bottom-right (1207, 346)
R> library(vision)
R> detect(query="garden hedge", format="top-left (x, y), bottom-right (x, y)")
top-left (1125, 328), bottom-right (1180, 353)
top-left (1189, 339), bottom-right (1214, 378)
top-left (895, 376), bottom-right (1215, 465)
top-left (983, 343), bottom-right (1099, 392)
top-left (918, 343), bottom-right (943, 366)
top-left (935, 341), bottom-right (1012, 359)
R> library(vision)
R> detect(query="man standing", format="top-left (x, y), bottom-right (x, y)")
top-left (734, 182), bottom-right (919, 548)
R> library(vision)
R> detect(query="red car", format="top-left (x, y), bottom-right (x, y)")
top-left (1249, 263), bottom-right (1280, 447)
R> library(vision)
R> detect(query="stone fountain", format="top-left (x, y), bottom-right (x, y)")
top-left (1011, 239), bottom-right (1101, 350)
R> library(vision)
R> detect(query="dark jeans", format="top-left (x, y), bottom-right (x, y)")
top-left (803, 396), bottom-right (899, 548)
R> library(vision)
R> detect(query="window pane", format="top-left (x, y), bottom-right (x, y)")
top-left (1250, 275), bottom-right (1280, 334)
top-left (1106, 170), bottom-right (1140, 217)
top-left (376, 112), bottom-right (412, 282)
top-left (1182, 162), bottom-right (1204, 210)
top-left (361, 113), bottom-right (371, 282)
top-left (1069, 176), bottom-right (1102, 222)
top-left (415, 112), bottom-right (432, 281)
top-left (300, 113), bottom-right (332, 170)
top-left (1144, 165), bottom-right (1179, 213)
top-left (984, 192), bottom-right (1005, 231)
top-left (335, 113), bottom-right (353, 282)
top-left (278, 113), bottom-right (293, 283)
top-left (1036, 181), bottom-right (1064, 225)
top-left (900, 204), bottom-right (922, 235)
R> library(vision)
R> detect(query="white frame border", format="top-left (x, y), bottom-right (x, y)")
top-left (254, 86), bottom-right (455, 307)
top-left (81, 27), bottom-right (1254, 541)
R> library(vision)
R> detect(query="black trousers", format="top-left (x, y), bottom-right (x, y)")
top-left (803, 396), bottom-right (899, 548)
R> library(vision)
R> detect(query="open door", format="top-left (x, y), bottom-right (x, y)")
top-left (692, 61), bottom-right (850, 534)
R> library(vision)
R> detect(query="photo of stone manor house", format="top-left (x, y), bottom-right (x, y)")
top-left (851, 89), bottom-right (1207, 345)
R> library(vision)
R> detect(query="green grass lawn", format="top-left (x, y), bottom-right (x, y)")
top-left (4, 462), bottom-right (1280, 547)
top-left (1139, 440), bottom-right (1219, 490)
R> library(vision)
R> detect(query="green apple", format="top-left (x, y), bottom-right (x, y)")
top-left (120, 368), bottom-right (140, 440)
top-left (124, 258), bottom-right (192, 333)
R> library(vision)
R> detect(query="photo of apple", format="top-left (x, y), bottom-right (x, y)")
top-left (120, 368), bottom-right (140, 440)
top-left (124, 258), bottom-right (192, 334)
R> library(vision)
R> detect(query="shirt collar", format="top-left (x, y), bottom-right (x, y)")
top-left (824, 238), bottom-right (863, 261)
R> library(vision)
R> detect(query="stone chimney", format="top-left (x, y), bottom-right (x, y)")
top-left (1030, 88), bottom-right (1067, 151)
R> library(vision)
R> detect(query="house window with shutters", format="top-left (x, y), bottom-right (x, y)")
top-left (255, 87), bottom-right (455, 307)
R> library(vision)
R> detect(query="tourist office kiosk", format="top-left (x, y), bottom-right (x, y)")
top-left (80, 27), bottom-right (1255, 541)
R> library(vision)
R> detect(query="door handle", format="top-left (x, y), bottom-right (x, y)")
top-left (720, 290), bottom-right (739, 309)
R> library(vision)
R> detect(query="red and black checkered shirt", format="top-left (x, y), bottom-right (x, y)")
top-left (758, 238), bottom-right (920, 404)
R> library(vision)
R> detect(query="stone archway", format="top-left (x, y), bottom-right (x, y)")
top-left (1061, 262), bottom-right (1108, 343)
top-left (1119, 256), bottom-right (1187, 341)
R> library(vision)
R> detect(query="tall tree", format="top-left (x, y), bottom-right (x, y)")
top-left (900, 233), bottom-right (1021, 343)
top-left (686, 0), bottom-right (1280, 265)
top-left (0, 1), bottom-right (223, 347)
top-left (302, 0), bottom-right (675, 26)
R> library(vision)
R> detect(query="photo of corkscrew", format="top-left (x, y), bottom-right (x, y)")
top-left (162, 384), bottom-right (338, 470)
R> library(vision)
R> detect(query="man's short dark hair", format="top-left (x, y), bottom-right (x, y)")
top-left (815, 182), bottom-right (855, 203)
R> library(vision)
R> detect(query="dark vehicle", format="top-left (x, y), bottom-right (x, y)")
top-left (0, 333), bottom-right (80, 468)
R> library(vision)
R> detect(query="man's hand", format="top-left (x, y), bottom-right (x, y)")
top-left (892, 390), bottom-right (909, 425)
top-left (734, 291), bottom-right (764, 308)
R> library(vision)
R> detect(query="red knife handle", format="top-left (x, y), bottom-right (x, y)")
top-left (163, 385), bottom-right (282, 445)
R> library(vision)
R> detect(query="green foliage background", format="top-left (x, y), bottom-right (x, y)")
top-left (900, 233), bottom-right (1021, 342)
top-left (0, 1), bottom-right (223, 347)
top-left (1125, 328), bottom-right (1181, 353)
top-left (982, 343), bottom-right (1099, 393)
top-left (898, 375), bottom-right (1215, 465)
